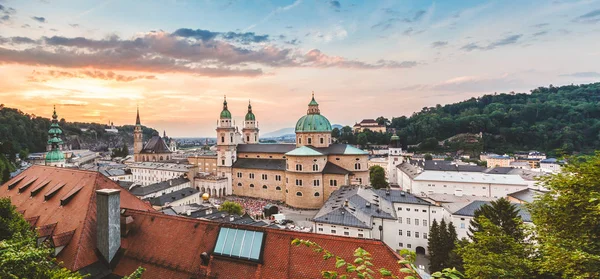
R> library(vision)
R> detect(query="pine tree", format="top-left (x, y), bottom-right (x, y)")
top-left (469, 198), bottom-right (523, 241)
top-left (427, 219), bottom-right (443, 272)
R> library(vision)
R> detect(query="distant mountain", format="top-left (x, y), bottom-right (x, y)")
top-left (262, 124), bottom-right (343, 138)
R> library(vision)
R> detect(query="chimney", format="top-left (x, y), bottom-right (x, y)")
top-left (96, 189), bottom-right (121, 264)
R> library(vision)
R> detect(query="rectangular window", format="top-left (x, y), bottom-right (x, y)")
top-left (415, 219), bottom-right (419, 226)
top-left (460, 223), bottom-right (465, 229)
top-left (262, 174), bottom-right (268, 180)
top-left (415, 232), bottom-right (419, 238)
top-left (344, 232), bottom-right (349, 236)
top-left (313, 180), bottom-right (320, 186)
top-left (398, 230), bottom-right (402, 236)
top-left (249, 173), bottom-right (255, 179)
top-left (275, 175), bottom-right (281, 181)
top-left (406, 218), bottom-right (411, 225)
top-left (424, 233), bottom-right (428, 239)
top-left (407, 231), bottom-right (411, 237)
top-left (213, 228), bottom-right (264, 261)
top-left (330, 180), bottom-right (337, 186)
top-left (399, 243), bottom-right (403, 247)
top-left (331, 230), bottom-right (336, 234)
top-left (423, 219), bottom-right (427, 226)
top-left (398, 207), bottom-right (402, 211)
top-left (296, 179), bottom-right (303, 186)
top-left (398, 217), bottom-right (402, 224)
top-left (318, 228), bottom-right (323, 232)
top-left (237, 172), bottom-right (242, 178)
top-left (407, 244), bottom-right (411, 248)
top-left (358, 233), bottom-right (364, 238)
top-left (432, 210), bottom-right (436, 214)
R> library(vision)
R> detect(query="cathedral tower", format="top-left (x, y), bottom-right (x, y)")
top-left (216, 96), bottom-right (236, 195)
top-left (45, 105), bottom-right (65, 167)
top-left (294, 92), bottom-right (332, 148)
top-left (387, 134), bottom-right (403, 185)
top-left (133, 107), bottom-right (143, 162)
top-left (242, 100), bottom-right (259, 144)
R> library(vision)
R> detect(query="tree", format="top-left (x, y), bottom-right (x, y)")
top-left (458, 216), bottom-right (536, 279)
top-left (357, 133), bottom-right (368, 148)
top-left (122, 267), bottom-right (146, 279)
top-left (331, 128), bottom-right (340, 140)
top-left (424, 154), bottom-right (433, 161)
top-left (369, 165), bottom-right (388, 189)
top-left (18, 148), bottom-right (29, 161)
top-left (0, 198), bottom-right (30, 241)
top-left (291, 238), bottom-right (463, 279)
top-left (469, 198), bottom-right (523, 241)
top-left (428, 219), bottom-right (443, 272)
top-left (219, 201), bottom-right (243, 215)
top-left (528, 153), bottom-right (600, 279)
top-left (1, 167), bottom-right (9, 184)
top-left (376, 116), bottom-right (390, 127)
top-left (428, 219), bottom-right (459, 273)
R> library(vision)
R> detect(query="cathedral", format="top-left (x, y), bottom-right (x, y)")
top-left (133, 107), bottom-right (174, 162)
top-left (217, 94), bottom-right (369, 209)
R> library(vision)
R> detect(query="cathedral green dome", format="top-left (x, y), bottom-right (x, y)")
top-left (295, 114), bottom-right (332, 133)
top-left (48, 127), bottom-right (62, 135)
top-left (245, 111), bottom-right (255, 121)
top-left (45, 149), bottom-right (64, 162)
top-left (220, 109), bottom-right (231, 119)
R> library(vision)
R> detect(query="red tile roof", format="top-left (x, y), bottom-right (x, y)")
top-left (0, 165), bottom-right (153, 271)
top-left (113, 209), bottom-right (412, 279)
top-left (2, 166), bottom-right (411, 279)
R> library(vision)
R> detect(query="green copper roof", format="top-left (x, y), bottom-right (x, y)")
top-left (245, 102), bottom-right (255, 121)
top-left (295, 114), bottom-right (332, 133)
top-left (342, 145), bottom-right (368, 155)
top-left (45, 149), bottom-right (64, 162)
top-left (47, 137), bottom-right (63, 145)
top-left (220, 97), bottom-right (231, 119)
top-left (48, 127), bottom-right (62, 135)
top-left (308, 96), bottom-right (318, 106)
top-left (285, 146), bottom-right (325, 156)
top-left (390, 134), bottom-right (399, 141)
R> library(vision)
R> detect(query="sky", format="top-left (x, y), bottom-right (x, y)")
top-left (0, 0), bottom-right (599, 137)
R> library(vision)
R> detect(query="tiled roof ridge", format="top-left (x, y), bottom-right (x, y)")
top-left (28, 164), bottom-right (98, 175)
top-left (122, 208), bottom-right (396, 246)
top-left (71, 172), bottom-right (102, 270)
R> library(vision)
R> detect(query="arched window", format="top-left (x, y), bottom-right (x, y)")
top-left (159, 156), bottom-right (163, 161)
top-left (237, 183), bottom-right (242, 187)
top-left (262, 185), bottom-right (268, 189)
top-left (298, 138), bottom-right (302, 144)
top-left (307, 138), bottom-right (312, 144)
top-left (320, 138), bottom-right (324, 144)
top-left (276, 186), bottom-right (282, 191)
top-left (355, 163), bottom-right (361, 170)
top-left (312, 164), bottom-right (319, 171)
top-left (221, 136), bottom-right (225, 143)
top-left (250, 184), bottom-right (255, 188)
top-left (296, 191), bottom-right (303, 197)
top-left (314, 192), bottom-right (320, 197)
top-left (296, 164), bottom-right (303, 171)
top-left (247, 136), bottom-right (250, 142)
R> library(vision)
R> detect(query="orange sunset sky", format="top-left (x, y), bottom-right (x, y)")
top-left (0, 0), bottom-right (599, 136)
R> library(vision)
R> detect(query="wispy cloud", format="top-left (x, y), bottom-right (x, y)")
top-left (560, 72), bottom-right (600, 78)
top-left (329, 0), bottom-right (340, 12)
top-left (573, 9), bottom-right (600, 23)
top-left (532, 23), bottom-right (549, 28)
top-left (0, 4), bottom-right (16, 23)
top-left (245, 0), bottom-right (302, 31)
top-left (28, 69), bottom-right (157, 82)
top-left (461, 34), bottom-right (522, 51)
top-left (431, 41), bottom-right (448, 48)
top-left (172, 28), bottom-right (269, 44)
top-left (532, 31), bottom-right (548, 37)
top-left (32, 16), bottom-right (46, 23)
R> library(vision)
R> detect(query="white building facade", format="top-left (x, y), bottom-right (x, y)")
top-left (130, 162), bottom-right (197, 186)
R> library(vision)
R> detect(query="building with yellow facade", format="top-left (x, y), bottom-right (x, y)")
top-left (216, 94), bottom-right (370, 209)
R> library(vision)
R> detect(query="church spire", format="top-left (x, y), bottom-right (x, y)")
top-left (220, 95), bottom-right (232, 119)
top-left (307, 91), bottom-right (320, 114)
top-left (245, 99), bottom-right (256, 121)
top-left (135, 106), bottom-right (141, 125)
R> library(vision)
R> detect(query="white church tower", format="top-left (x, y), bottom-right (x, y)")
top-left (387, 134), bottom-right (403, 185)
top-left (216, 96), bottom-right (236, 195)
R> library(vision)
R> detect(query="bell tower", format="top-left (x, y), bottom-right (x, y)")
top-left (216, 96), bottom-right (236, 195)
top-left (242, 100), bottom-right (259, 144)
top-left (133, 107), bottom-right (143, 162)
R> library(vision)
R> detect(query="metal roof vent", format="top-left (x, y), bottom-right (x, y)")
top-left (365, 202), bottom-right (371, 207)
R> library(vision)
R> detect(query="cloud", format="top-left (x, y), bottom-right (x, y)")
top-left (329, 0), bottom-right (340, 12)
top-left (560, 72), bottom-right (600, 78)
top-left (28, 69), bottom-right (158, 82)
top-left (32, 16), bottom-right (46, 23)
top-left (573, 9), bottom-right (600, 23)
top-left (532, 23), bottom-right (549, 28)
top-left (245, 0), bottom-right (302, 30)
top-left (302, 49), bottom-right (417, 69)
top-left (532, 31), bottom-right (548, 37)
top-left (431, 41), bottom-right (448, 48)
top-left (0, 4), bottom-right (16, 23)
top-left (371, 9), bottom-right (427, 30)
top-left (0, 29), bottom-right (416, 77)
top-left (69, 23), bottom-right (79, 28)
top-left (460, 34), bottom-right (522, 51)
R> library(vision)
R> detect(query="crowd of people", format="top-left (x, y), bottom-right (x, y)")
top-left (217, 196), bottom-right (285, 217)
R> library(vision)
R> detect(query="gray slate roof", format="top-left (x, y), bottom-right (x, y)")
top-left (322, 162), bottom-right (350, 175)
top-left (418, 160), bottom-right (486, 172)
top-left (141, 135), bottom-right (172, 154)
top-left (452, 200), bottom-right (532, 222)
top-left (507, 188), bottom-right (546, 203)
top-left (130, 177), bottom-right (189, 196)
top-left (374, 189), bottom-right (432, 205)
top-left (313, 186), bottom-right (397, 229)
top-left (485, 167), bottom-right (513, 174)
top-left (148, 187), bottom-right (199, 206)
top-left (232, 158), bottom-right (286, 171)
top-left (237, 144), bottom-right (296, 154)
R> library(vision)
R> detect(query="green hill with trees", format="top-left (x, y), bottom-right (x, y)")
top-left (333, 82), bottom-right (600, 156)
